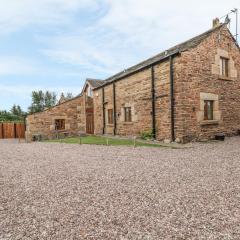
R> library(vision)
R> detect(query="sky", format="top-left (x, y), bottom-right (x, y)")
top-left (0, 0), bottom-right (239, 111)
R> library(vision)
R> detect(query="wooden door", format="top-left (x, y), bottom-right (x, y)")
top-left (86, 108), bottom-right (94, 134)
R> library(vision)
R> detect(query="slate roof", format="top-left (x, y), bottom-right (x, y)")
top-left (94, 23), bottom-right (227, 89)
top-left (86, 78), bottom-right (105, 88)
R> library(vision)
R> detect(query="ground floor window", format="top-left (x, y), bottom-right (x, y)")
top-left (204, 100), bottom-right (214, 120)
top-left (108, 109), bottom-right (113, 124)
top-left (124, 107), bottom-right (132, 122)
top-left (198, 93), bottom-right (220, 124)
top-left (55, 119), bottom-right (65, 130)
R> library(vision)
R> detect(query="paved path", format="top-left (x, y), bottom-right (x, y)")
top-left (1, 137), bottom-right (240, 239)
top-left (0, 139), bottom-right (25, 144)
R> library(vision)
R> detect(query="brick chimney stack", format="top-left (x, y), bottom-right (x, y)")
top-left (212, 18), bottom-right (220, 28)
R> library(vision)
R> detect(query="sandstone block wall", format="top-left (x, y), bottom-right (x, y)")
top-left (27, 26), bottom-right (240, 143)
top-left (94, 25), bottom-right (240, 142)
top-left (26, 95), bottom-right (86, 140)
top-left (174, 26), bottom-right (240, 141)
top-left (94, 62), bottom-right (174, 141)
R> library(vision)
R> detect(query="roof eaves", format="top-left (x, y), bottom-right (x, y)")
top-left (94, 24), bottom-right (226, 90)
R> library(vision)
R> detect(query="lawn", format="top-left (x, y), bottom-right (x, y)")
top-left (46, 135), bottom-right (164, 148)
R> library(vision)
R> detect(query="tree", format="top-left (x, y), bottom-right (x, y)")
top-left (65, 92), bottom-right (73, 100)
top-left (45, 91), bottom-right (57, 108)
top-left (28, 91), bottom-right (57, 114)
top-left (0, 109), bottom-right (24, 122)
top-left (11, 104), bottom-right (24, 117)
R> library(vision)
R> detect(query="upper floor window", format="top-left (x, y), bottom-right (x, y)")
top-left (108, 109), bottom-right (113, 124)
top-left (220, 57), bottom-right (229, 77)
top-left (204, 100), bottom-right (214, 120)
top-left (55, 119), bottom-right (65, 130)
top-left (87, 87), bottom-right (93, 97)
top-left (124, 107), bottom-right (132, 122)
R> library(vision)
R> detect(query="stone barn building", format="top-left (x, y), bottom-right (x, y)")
top-left (27, 21), bottom-right (240, 143)
top-left (26, 79), bottom-right (102, 140)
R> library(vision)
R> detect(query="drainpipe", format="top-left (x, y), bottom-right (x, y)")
top-left (151, 66), bottom-right (156, 139)
top-left (169, 56), bottom-right (175, 142)
top-left (113, 83), bottom-right (117, 135)
top-left (102, 88), bottom-right (105, 134)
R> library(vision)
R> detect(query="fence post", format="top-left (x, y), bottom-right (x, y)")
top-left (133, 136), bottom-right (137, 148)
top-left (14, 123), bottom-right (17, 138)
top-left (2, 123), bottom-right (4, 139)
top-left (0, 123), bottom-right (2, 139)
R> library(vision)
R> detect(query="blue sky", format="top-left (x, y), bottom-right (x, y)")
top-left (0, 0), bottom-right (239, 111)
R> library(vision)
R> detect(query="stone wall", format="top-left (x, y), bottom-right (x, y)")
top-left (174, 25), bottom-right (240, 141)
top-left (27, 25), bottom-right (240, 143)
top-left (94, 25), bottom-right (240, 142)
top-left (93, 61), bottom-right (174, 141)
top-left (26, 95), bottom-right (90, 140)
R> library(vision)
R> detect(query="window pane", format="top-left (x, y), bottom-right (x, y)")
top-left (204, 101), bottom-right (213, 120)
top-left (55, 119), bottom-right (65, 130)
top-left (108, 109), bottom-right (113, 124)
top-left (124, 107), bottom-right (132, 122)
top-left (220, 57), bottom-right (229, 77)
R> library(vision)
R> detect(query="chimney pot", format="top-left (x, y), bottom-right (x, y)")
top-left (212, 18), bottom-right (220, 28)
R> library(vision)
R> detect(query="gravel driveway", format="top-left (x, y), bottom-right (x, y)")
top-left (1, 137), bottom-right (240, 239)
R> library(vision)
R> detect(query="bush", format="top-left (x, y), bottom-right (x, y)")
top-left (140, 129), bottom-right (154, 140)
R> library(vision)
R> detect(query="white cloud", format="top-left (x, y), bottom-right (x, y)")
top-left (100, 0), bottom-right (239, 49)
top-left (0, 56), bottom-right (38, 75)
top-left (39, 0), bottom-right (239, 75)
top-left (0, 0), bottom-right (239, 78)
top-left (0, 0), bottom-right (98, 34)
top-left (40, 35), bottom-right (125, 75)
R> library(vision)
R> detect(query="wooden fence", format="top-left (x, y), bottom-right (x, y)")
top-left (0, 122), bottom-right (25, 139)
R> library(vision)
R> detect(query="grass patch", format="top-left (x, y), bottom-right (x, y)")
top-left (45, 135), bottom-right (164, 148)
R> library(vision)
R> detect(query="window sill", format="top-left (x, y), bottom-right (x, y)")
top-left (123, 122), bottom-right (134, 125)
top-left (200, 120), bottom-right (219, 126)
top-left (218, 75), bottom-right (234, 81)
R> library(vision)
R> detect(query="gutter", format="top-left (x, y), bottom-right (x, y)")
top-left (169, 55), bottom-right (175, 142)
top-left (102, 88), bottom-right (105, 134)
top-left (113, 83), bottom-right (117, 135)
top-left (93, 51), bottom-right (180, 90)
top-left (151, 66), bottom-right (156, 139)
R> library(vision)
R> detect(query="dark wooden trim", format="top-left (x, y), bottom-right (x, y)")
top-left (102, 87), bottom-right (105, 134)
top-left (14, 123), bottom-right (17, 138)
top-left (169, 56), bottom-right (175, 142)
top-left (151, 66), bottom-right (156, 139)
top-left (113, 83), bottom-right (116, 135)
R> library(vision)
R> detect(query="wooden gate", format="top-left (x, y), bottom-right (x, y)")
top-left (86, 108), bottom-right (94, 134)
top-left (0, 122), bottom-right (25, 139)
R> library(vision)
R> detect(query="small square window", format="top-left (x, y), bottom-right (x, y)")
top-left (55, 119), bottom-right (65, 130)
top-left (204, 101), bottom-right (214, 120)
top-left (124, 107), bottom-right (132, 122)
top-left (220, 57), bottom-right (229, 77)
top-left (108, 109), bottom-right (113, 124)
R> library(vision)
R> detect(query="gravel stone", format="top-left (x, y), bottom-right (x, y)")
top-left (0, 138), bottom-right (240, 239)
